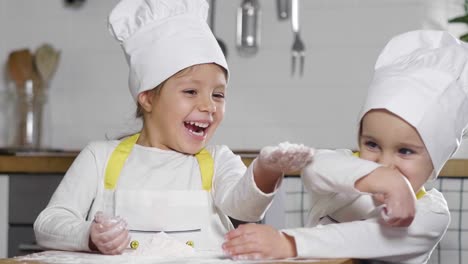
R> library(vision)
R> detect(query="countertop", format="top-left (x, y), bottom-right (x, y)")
top-left (0, 255), bottom-right (359, 264)
top-left (0, 150), bottom-right (467, 177)
top-left (0, 260), bottom-right (359, 264)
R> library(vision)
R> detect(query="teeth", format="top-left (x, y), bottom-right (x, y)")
top-left (189, 129), bottom-right (204, 136)
top-left (187, 121), bottom-right (209, 128)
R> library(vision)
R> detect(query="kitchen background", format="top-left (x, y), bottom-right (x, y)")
top-left (1, 0), bottom-right (468, 262)
top-left (0, 0), bottom-right (467, 156)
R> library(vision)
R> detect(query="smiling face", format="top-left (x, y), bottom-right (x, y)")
top-left (359, 109), bottom-right (434, 192)
top-left (137, 63), bottom-right (227, 154)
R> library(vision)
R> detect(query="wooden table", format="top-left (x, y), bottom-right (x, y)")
top-left (0, 250), bottom-right (360, 264)
top-left (0, 258), bottom-right (359, 264)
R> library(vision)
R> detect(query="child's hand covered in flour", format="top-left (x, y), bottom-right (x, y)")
top-left (258, 142), bottom-right (314, 174)
top-left (253, 142), bottom-right (314, 193)
top-left (89, 211), bottom-right (131, 255)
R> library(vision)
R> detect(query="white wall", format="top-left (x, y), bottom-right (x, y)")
top-left (0, 0), bottom-right (467, 156)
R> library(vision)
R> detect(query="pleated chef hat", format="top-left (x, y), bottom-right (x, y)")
top-left (108, 0), bottom-right (228, 101)
top-left (359, 30), bottom-right (468, 180)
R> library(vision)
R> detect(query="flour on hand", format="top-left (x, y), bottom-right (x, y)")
top-left (258, 142), bottom-right (314, 173)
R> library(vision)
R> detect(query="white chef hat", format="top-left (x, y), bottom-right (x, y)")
top-left (359, 30), bottom-right (468, 180)
top-left (108, 0), bottom-right (228, 101)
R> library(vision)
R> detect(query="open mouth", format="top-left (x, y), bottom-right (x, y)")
top-left (184, 121), bottom-right (210, 137)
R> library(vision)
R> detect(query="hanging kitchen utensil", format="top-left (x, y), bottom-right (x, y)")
top-left (291, 0), bottom-right (305, 77)
top-left (208, 0), bottom-right (227, 57)
top-left (34, 44), bottom-right (60, 84)
top-left (236, 0), bottom-right (261, 57)
top-left (276, 0), bottom-right (290, 20)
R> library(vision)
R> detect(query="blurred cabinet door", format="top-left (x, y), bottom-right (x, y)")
top-left (8, 174), bottom-right (62, 257)
top-left (0, 175), bottom-right (8, 258)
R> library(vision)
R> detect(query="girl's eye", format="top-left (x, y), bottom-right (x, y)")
top-left (183, 89), bottom-right (197, 95)
top-left (364, 140), bottom-right (379, 149)
top-left (213, 92), bottom-right (225, 99)
top-left (398, 148), bottom-right (414, 155)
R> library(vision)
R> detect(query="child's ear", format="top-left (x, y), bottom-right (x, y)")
top-left (137, 90), bottom-right (154, 113)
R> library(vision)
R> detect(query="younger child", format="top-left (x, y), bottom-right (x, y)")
top-left (34, 0), bottom-right (313, 255)
top-left (223, 30), bottom-right (468, 263)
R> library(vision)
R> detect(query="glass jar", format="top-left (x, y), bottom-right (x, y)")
top-left (11, 78), bottom-right (47, 150)
top-left (0, 87), bottom-right (15, 148)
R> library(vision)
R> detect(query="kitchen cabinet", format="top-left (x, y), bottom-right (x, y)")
top-left (8, 174), bottom-right (63, 257)
top-left (0, 175), bottom-right (8, 258)
top-left (0, 151), bottom-right (75, 258)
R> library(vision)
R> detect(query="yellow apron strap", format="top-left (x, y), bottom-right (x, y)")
top-left (352, 151), bottom-right (426, 199)
top-left (416, 187), bottom-right (427, 200)
top-left (195, 148), bottom-right (214, 191)
top-left (105, 133), bottom-right (140, 190)
top-left (104, 133), bottom-right (213, 191)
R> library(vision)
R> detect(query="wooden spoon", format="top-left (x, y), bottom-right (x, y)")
top-left (34, 44), bottom-right (60, 84)
top-left (7, 49), bottom-right (33, 88)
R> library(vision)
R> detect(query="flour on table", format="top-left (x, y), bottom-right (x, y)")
top-left (16, 249), bottom-right (323, 263)
top-left (16, 232), bottom-right (231, 264)
top-left (124, 231), bottom-right (195, 257)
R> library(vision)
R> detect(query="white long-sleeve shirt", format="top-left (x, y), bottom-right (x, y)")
top-left (34, 140), bottom-right (275, 252)
top-left (282, 149), bottom-right (450, 264)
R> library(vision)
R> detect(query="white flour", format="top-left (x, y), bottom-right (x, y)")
top-left (17, 233), bottom-right (229, 264)
top-left (124, 232), bottom-right (196, 257)
top-left (15, 233), bottom-right (322, 263)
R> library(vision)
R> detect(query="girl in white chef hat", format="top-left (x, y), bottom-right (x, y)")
top-left (34, 0), bottom-right (313, 256)
top-left (223, 30), bottom-right (468, 263)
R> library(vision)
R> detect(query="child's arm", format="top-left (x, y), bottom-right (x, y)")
top-left (34, 143), bottom-right (107, 252)
top-left (303, 149), bottom-right (416, 227)
top-left (354, 166), bottom-right (416, 227)
top-left (282, 195), bottom-right (449, 262)
top-left (224, 192), bottom-right (449, 261)
top-left (212, 144), bottom-right (313, 223)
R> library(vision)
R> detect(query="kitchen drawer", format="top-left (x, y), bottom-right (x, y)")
top-left (9, 174), bottom-right (63, 224)
top-left (8, 225), bottom-right (42, 257)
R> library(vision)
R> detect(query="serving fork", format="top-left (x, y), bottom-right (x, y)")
top-left (291, 0), bottom-right (305, 77)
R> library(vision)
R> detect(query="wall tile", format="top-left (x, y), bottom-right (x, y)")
top-left (440, 250), bottom-right (459, 263)
top-left (444, 192), bottom-right (461, 211)
top-left (441, 179), bottom-right (463, 191)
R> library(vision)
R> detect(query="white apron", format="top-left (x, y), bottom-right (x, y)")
top-left (102, 133), bottom-right (231, 251)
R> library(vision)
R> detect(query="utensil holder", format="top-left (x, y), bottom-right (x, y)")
top-left (12, 79), bottom-right (47, 150)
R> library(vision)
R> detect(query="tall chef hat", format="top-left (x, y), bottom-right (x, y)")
top-left (108, 0), bottom-right (228, 101)
top-left (359, 30), bottom-right (468, 180)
